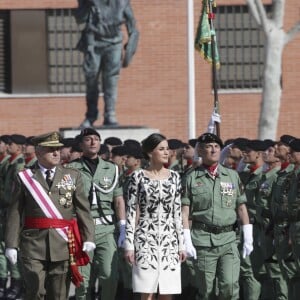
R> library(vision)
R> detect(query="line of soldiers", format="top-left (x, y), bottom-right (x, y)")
top-left (0, 134), bottom-right (37, 299)
top-left (1, 130), bottom-right (300, 300)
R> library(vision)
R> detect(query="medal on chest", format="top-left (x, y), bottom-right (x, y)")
top-left (56, 174), bottom-right (76, 208)
top-left (220, 182), bottom-right (234, 196)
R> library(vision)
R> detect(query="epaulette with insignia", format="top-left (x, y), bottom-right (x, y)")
top-left (17, 157), bottom-right (25, 164)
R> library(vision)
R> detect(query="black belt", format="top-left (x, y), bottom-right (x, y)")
top-left (193, 221), bottom-right (235, 234)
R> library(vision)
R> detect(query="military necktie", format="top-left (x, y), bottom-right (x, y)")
top-left (45, 170), bottom-right (53, 188)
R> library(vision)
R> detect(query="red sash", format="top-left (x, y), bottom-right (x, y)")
top-left (24, 217), bottom-right (89, 266)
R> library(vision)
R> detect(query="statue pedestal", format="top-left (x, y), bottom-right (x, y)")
top-left (60, 125), bottom-right (159, 142)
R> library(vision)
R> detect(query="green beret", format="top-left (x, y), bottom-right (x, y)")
top-left (104, 136), bottom-right (122, 146)
top-left (245, 140), bottom-right (267, 151)
top-left (290, 139), bottom-right (300, 152)
top-left (279, 135), bottom-right (295, 146)
top-left (197, 133), bottom-right (223, 148)
top-left (168, 139), bottom-right (183, 150)
top-left (10, 134), bottom-right (27, 145)
top-left (79, 128), bottom-right (101, 140)
top-left (0, 135), bottom-right (11, 144)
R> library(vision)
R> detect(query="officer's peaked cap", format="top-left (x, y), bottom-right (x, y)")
top-left (32, 132), bottom-right (63, 147)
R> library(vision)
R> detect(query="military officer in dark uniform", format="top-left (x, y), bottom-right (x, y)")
top-left (4, 131), bottom-right (95, 300)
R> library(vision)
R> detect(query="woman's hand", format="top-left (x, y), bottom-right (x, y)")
top-left (179, 250), bottom-right (187, 263)
top-left (124, 250), bottom-right (135, 265)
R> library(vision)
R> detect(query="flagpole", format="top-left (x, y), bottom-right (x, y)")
top-left (187, 0), bottom-right (196, 139)
top-left (208, 0), bottom-right (220, 137)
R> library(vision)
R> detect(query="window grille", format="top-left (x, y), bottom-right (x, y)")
top-left (214, 5), bottom-right (272, 90)
top-left (46, 9), bottom-right (86, 93)
top-left (0, 11), bottom-right (11, 93)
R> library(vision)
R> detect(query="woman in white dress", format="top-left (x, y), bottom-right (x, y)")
top-left (124, 133), bottom-right (186, 300)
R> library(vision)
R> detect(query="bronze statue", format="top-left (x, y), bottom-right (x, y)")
top-left (75, 0), bottom-right (139, 127)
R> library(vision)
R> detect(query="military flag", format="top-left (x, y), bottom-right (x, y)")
top-left (195, 0), bottom-right (220, 69)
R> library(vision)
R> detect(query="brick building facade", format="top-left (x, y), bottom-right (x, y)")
top-left (0, 0), bottom-right (299, 142)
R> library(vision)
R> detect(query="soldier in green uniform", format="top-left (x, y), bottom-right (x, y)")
top-left (168, 139), bottom-right (185, 175)
top-left (68, 128), bottom-right (126, 300)
top-left (181, 133), bottom-right (253, 300)
top-left (4, 131), bottom-right (95, 300)
top-left (75, 0), bottom-right (139, 127)
top-left (256, 140), bottom-right (288, 300)
top-left (238, 140), bottom-right (266, 300)
top-left (2, 134), bottom-right (27, 299)
top-left (111, 145), bottom-right (128, 176)
top-left (118, 145), bottom-right (143, 300)
top-left (24, 136), bottom-right (37, 168)
top-left (271, 135), bottom-right (299, 300)
top-left (0, 135), bottom-right (11, 299)
top-left (176, 139), bottom-right (199, 300)
top-left (285, 139), bottom-right (300, 297)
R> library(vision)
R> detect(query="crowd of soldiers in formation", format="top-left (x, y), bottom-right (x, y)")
top-left (1, 132), bottom-right (300, 299)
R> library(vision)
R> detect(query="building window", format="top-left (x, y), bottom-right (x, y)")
top-left (0, 11), bottom-right (11, 93)
top-left (214, 5), bottom-right (272, 90)
top-left (46, 9), bottom-right (86, 93)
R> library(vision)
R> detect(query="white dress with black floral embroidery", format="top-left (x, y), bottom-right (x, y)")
top-left (124, 169), bottom-right (184, 294)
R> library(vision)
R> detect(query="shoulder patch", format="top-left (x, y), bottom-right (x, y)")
top-left (17, 157), bottom-right (24, 164)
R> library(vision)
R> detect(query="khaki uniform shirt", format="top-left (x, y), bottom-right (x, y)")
top-left (182, 164), bottom-right (246, 247)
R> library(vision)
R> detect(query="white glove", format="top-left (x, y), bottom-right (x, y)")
top-left (183, 229), bottom-right (197, 259)
top-left (5, 248), bottom-right (18, 265)
top-left (242, 224), bottom-right (253, 258)
top-left (82, 241), bottom-right (96, 253)
top-left (118, 220), bottom-right (126, 248)
top-left (212, 112), bottom-right (221, 123)
top-left (207, 112), bottom-right (221, 134)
